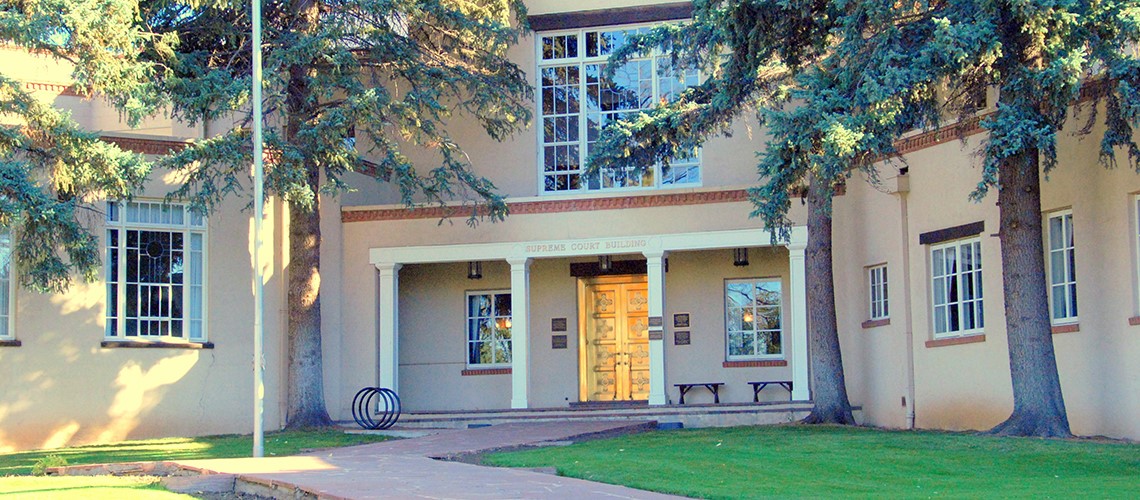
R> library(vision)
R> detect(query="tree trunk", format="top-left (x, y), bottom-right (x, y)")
top-left (801, 173), bottom-right (856, 425)
top-left (282, 0), bottom-right (332, 428)
top-left (988, 150), bottom-right (1071, 437)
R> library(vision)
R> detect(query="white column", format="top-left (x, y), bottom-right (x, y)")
top-left (376, 262), bottom-right (401, 393)
top-left (508, 257), bottom-right (532, 409)
top-left (644, 250), bottom-right (668, 405)
top-left (787, 235), bottom-right (811, 401)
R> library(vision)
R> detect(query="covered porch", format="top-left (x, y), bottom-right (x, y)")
top-left (369, 227), bottom-right (811, 411)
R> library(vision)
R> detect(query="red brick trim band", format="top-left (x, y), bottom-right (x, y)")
top-left (461, 367), bottom-right (512, 376)
top-left (24, 81), bottom-right (82, 97)
top-left (529, 3), bottom-right (693, 32)
top-left (722, 360), bottom-right (787, 368)
top-left (343, 189), bottom-right (751, 223)
top-left (1051, 323), bottom-right (1080, 334)
top-left (0, 340), bottom-right (21, 347)
top-left (99, 136), bottom-right (188, 155)
top-left (1129, 316), bottom-right (1140, 326)
top-left (861, 318), bottom-right (891, 329)
top-left (925, 334), bottom-right (985, 349)
top-left (101, 341), bottom-right (214, 349)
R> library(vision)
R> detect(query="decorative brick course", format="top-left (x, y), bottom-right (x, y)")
top-left (722, 360), bottom-right (787, 368)
top-left (925, 334), bottom-right (986, 349)
top-left (461, 367), bottom-right (512, 376)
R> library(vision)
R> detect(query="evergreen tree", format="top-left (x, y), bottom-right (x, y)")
top-left (141, 0), bottom-right (533, 427)
top-left (0, 0), bottom-right (156, 292)
top-left (586, 0), bottom-right (864, 423)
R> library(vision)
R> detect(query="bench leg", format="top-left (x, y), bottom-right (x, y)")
top-left (678, 386), bottom-right (689, 405)
top-left (709, 385), bottom-right (720, 404)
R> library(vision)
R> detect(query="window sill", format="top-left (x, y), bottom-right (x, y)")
top-left (0, 340), bottom-right (21, 347)
top-left (861, 318), bottom-right (891, 329)
top-left (461, 367), bottom-right (512, 376)
top-left (723, 360), bottom-right (787, 368)
top-left (1129, 316), bottom-right (1140, 326)
top-left (101, 341), bottom-right (214, 349)
top-left (1051, 323), bottom-right (1079, 334)
top-left (925, 334), bottom-right (985, 349)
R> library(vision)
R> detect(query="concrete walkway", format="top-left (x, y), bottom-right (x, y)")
top-left (172, 421), bottom-right (684, 499)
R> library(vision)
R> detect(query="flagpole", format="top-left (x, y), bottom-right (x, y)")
top-left (252, 0), bottom-right (266, 459)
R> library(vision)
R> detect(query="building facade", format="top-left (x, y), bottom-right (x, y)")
top-left (1, 1), bottom-right (1139, 452)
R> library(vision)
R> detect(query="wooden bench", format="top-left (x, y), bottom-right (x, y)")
top-left (675, 382), bottom-right (724, 404)
top-left (748, 381), bottom-right (793, 402)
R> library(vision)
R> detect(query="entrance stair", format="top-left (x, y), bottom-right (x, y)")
top-left (379, 400), bottom-right (817, 430)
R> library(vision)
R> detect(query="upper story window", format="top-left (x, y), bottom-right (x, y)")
top-left (538, 26), bottom-right (700, 194)
top-left (931, 237), bottom-right (984, 337)
top-left (1047, 210), bottom-right (1077, 324)
top-left (725, 278), bottom-right (783, 360)
top-left (105, 201), bottom-right (207, 342)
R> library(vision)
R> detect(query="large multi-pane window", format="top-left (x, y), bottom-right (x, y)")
top-left (931, 238), bottom-right (984, 337)
top-left (538, 26), bottom-right (700, 193)
top-left (868, 264), bottom-right (889, 321)
top-left (725, 279), bottom-right (783, 359)
top-left (105, 201), bottom-right (206, 342)
top-left (0, 230), bottom-right (11, 340)
top-left (1047, 211), bottom-right (1077, 323)
top-left (466, 291), bottom-right (512, 367)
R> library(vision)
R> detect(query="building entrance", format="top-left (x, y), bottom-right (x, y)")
top-left (578, 275), bottom-right (650, 402)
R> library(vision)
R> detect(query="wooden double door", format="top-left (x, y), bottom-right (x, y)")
top-left (579, 276), bottom-right (650, 402)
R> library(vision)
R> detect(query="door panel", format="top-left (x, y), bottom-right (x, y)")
top-left (581, 278), bottom-right (649, 401)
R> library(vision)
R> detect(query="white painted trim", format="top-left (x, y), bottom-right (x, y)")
top-left (464, 289), bottom-right (514, 369)
top-left (376, 263), bottom-right (401, 392)
top-left (1045, 209), bottom-right (1078, 325)
top-left (867, 264), bottom-right (889, 321)
top-left (723, 277), bottom-right (786, 361)
top-left (786, 241), bottom-right (810, 401)
top-left (508, 258), bottom-right (532, 409)
top-left (0, 229), bottom-right (13, 341)
top-left (370, 227), bottom-right (797, 266)
top-left (644, 250), bottom-right (667, 405)
top-left (929, 237), bottom-right (985, 339)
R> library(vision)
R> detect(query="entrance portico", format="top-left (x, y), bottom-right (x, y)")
top-left (370, 227), bottom-right (810, 409)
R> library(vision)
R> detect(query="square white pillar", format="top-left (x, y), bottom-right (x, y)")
top-left (508, 257), bottom-right (532, 409)
top-left (787, 238), bottom-right (811, 401)
top-left (644, 250), bottom-right (668, 405)
top-left (375, 262), bottom-right (401, 393)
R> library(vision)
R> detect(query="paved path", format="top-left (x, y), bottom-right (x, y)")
top-left (173, 421), bottom-right (683, 499)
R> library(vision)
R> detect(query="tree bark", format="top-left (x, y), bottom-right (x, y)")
top-left (988, 150), bottom-right (1071, 437)
top-left (282, 0), bottom-right (332, 429)
top-left (801, 174), bottom-right (857, 425)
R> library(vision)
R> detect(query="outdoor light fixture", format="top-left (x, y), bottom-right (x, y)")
top-left (467, 261), bottom-right (483, 280)
top-left (599, 255), bottom-right (613, 272)
top-left (733, 248), bottom-right (750, 267)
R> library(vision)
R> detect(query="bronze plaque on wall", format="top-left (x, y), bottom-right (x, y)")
top-left (551, 335), bottom-right (568, 349)
top-left (648, 316), bottom-right (663, 327)
top-left (673, 313), bottom-right (690, 328)
top-left (551, 318), bottom-right (568, 332)
top-left (674, 330), bottom-right (691, 345)
top-left (648, 331), bottom-right (664, 340)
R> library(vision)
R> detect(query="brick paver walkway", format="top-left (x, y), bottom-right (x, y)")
top-left (173, 421), bottom-right (683, 499)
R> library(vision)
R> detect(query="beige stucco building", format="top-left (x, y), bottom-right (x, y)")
top-left (2, 1), bottom-right (1139, 452)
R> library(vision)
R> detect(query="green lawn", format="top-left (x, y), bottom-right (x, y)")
top-left (484, 425), bottom-right (1140, 498)
top-left (0, 476), bottom-right (192, 499)
top-left (0, 430), bottom-right (389, 476)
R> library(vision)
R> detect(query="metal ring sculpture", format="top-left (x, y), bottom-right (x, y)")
top-left (351, 387), bottom-right (401, 430)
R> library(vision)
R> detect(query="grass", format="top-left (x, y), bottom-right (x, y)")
top-left (0, 429), bottom-right (389, 476)
top-left (0, 476), bottom-right (193, 499)
top-left (483, 425), bottom-right (1140, 498)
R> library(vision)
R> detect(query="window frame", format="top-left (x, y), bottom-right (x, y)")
top-left (534, 23), bottom-right (703, 195)
top-left (0, 229), bottom-right (13, 341)
top-left (465, 289), bottom-right (513, 369)
top-left (867, 264), bottom-right (889, 321)
top-left (723, 277), bottom-right (785, 361)
top-left (104, 200), bottom-right (208, 343)
top-left (929, 237), bottom-right (984, 339)
top-left (1046, 209), bottom-right (1078, 325)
